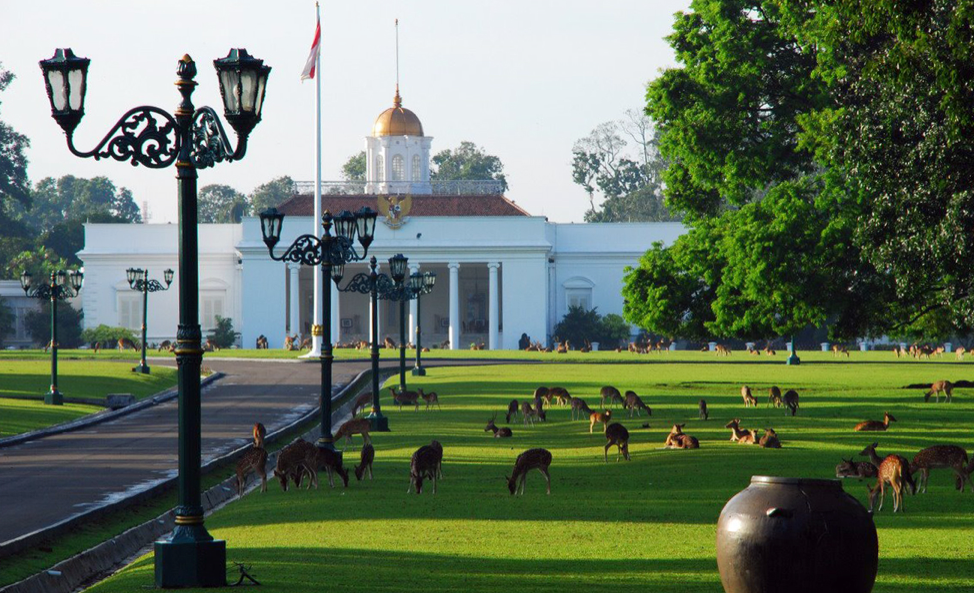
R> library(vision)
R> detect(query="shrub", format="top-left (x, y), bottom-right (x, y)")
top-left (599, 314), bottom-right (631, 349)
top-left (209, 316), bottom-right (239, 349)
top-left (0, 296), bottom-right (13, 348)
top-left (80, 324), bottom-right (138, 347)
top-left (25, 301), bottom-right (84, 348)
top-left (554, 306), bottom-right (604, 347)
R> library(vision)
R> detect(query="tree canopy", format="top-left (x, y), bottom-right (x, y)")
top-left (250, 176), bottom-right (295, 213)
top-left (431, 141), bottom-right (508, 192)
top-left (341, 151), bottom-right (366, 182)
top-left (198, 184), bottom-right (249, 223)
top-left (0, 64), bottom-right (31, 239)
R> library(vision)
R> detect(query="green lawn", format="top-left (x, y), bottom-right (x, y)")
top-left (0, 361), bottom-right (178, 437)
top-left (86, 359), bottom-right (973, 592)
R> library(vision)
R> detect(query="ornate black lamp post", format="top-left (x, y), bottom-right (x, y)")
top-left (126, 267), bottom-right (174, 374)
top-left (410, 271), bottom-right (436, 376)
top-left (258, 207), bottom-right (377, 448)
top-left (20, 269), bottom-right (83, 405)
top-left (40, 47), bottom-right (270, 588)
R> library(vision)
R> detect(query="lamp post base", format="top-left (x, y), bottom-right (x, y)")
top-left (134, 364), bottom-right (151, 375)
top-left (45, 390), bottom-right (63, 406)
top-left (316, 437), bottom-right (337, 452)
top-left (366, 411), bottom-right (390, 432)
top-left (411, 367), bottom-right (426, 376)
top-left (786, 354), bottom-right (801, 366)
top-left (154, 536), bottom-right (226, 588)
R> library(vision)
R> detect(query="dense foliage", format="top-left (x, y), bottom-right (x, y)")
top-left (553, 306), bottom-right (632, 348)
top-left (431, 141), bottom-right (508, 192)
top-left (0, 296), bottom-right (13, 347)
top-left (249, 176), bottom-right (295, 213)
top-left (341, 152), bottom-right (366, 181)
top-left (24, 301), bottom-right (84, 348)
top-left (208, 316), bottom-right (239, 349)
top-left (79, 324), bottom-right (138, 347)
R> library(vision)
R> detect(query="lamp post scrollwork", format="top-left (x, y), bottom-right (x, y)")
top-left (126, 267), bottom-right (174, 374)
top-left (20, 269), bottom-right (83, 405)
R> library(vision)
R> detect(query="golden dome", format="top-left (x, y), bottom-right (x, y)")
top-left (372, 87), bottom-right (424, 137)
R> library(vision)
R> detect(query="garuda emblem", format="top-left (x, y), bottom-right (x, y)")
top-left (378, 194), bottom-right (412, 229)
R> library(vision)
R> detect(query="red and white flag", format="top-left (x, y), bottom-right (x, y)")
top-left (300, 14), bottom-right (321, 80)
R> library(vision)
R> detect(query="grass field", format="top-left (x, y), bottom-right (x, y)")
top-left (0, 361), bottom-right (178, 437)
top-left (84, 358), bottom-right (974, 592)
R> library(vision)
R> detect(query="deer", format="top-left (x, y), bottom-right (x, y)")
top-left (354, 443), bottom-right (374, 481)
top-left (203, 338), bottom-right (220, 352)
top-left (253, 422), bottom-right (266, 449)
top-left (699, 399), bottom-right (709, 420)
top-left (861, 442), bottom-right (913, 512)
top-left (549, 387), bottom-right (571, 406)
top-left (533, 387), bottom-right (551, 408)
top-left (235, 446), bottom-right (268, 496)
top-left (417, 388), bottom-right (441, 410)
top-left (158, 340), bottom-right (174, 352)
top-left (911, 445), bottom-right (970, 493)
top-left (783, 389), bottom-right (800, 416)
top-left (741, 385), bottom-right (757, 407)
top-left (390, 386), bottom-right (421, 411)
top-left (715, 344), bottom-right (731, 356)
top-left (571, 397), bottom-right (593, 421)
top-left (763, 343), bottom-right (777, 356)
top-left (283, 335), bottom-right (297, 351)
top-left (924, 380), bottom-right (953, 403)
top-left (118, 337), bottom-right (139, 351)
top-left (352, 392), bottom-right (374, 417)
top-left (506, 399), bottom-right (519, 423)
top-left (664, 424), bottom-right (699, 449)
top-left (521, 401), bottom-right (543, 425)
top-left (273, 439), bottom-right (317, 491)
top-left (506, 448), bottom-right (552, 495)
top-left (835, 458), bottom-right (879, 480)
top-left (408, 442), bottom-right (441, 494)
top-left (832, 344), bottom-right (849, 357)
top-left (305, 446), bottom-right (350, 489)
top-left (485, 414), bottom-right (513, 438)
top-left (556, 340), bottom-right (569, 354)
top-left (255, 334), bottom-right (269, 349)
top-left (383, 336), bottom-right (397, 349)
top-left (758, 428), bottom-right (781, 449)
top-left (854, 411), bottom-right (896, 432)
top-left (429, 440), bottom-right (444, 479)
top-left (334, 418), bottom-right (372, 447)
top-left (589, 409), bottom-right (612, 434)
top-left (604, 423), bottom-right (631, 462)
top-left (600, 386), bottom-right (624, 409)
top-left (955, 346), bottom-right (966, 360)
top-left (724, 419), bottom-right (757, 444)
top-left (768, 385), bottom-right (782, 408)
top-left (623, 390), bottom-right (652, 417)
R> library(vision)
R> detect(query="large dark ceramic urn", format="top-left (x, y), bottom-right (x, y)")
top-left (716, 476), bottom-right (878, 593)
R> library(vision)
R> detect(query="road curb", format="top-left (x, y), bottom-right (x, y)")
top-left (0, 372), bottom-right (224, 451)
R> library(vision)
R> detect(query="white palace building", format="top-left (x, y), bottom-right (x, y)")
top-left (76, 91), bottom-right (684, 350)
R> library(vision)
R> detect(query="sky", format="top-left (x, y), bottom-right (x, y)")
top-left (1, 1), bottom-right (693, 224)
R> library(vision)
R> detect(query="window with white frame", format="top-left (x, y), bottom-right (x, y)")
top-left (391, 155), bottom-right (404, 181)
top-left (201, 294), bottom-right (226, 331)
top-left (565, 288), bottom-right (592, 311)
top-left (375, 155), bottom-right (384, 180)
top-left (118, 294), bottom-right (142, 330)
top-left (411, 155), bottom-right (421, 181)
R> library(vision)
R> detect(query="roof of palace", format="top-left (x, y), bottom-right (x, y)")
top-left (276, 194), bottom-right (532, 218)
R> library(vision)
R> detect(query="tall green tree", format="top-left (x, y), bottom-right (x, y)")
top-left (198, 184), bottom-right (248, 223)
top-left (0, 63), bottom-right (32, 264)
top-left (341, 152), bottom-right (366, 182)
top-left (0, 295), bottom-right (13, 347)
top-left (250, 176), bottom-right (294, 213)
top-left (24, 176), bottom-right (142, 231)
top-left (431, 141), bottom-right (508, 192)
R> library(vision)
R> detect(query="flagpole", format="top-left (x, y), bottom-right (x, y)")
top-left (305, 1), bottom-right (323, 358)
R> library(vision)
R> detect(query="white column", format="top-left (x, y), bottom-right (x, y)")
top-left (288, 263), bottom-right (300, 336)
top-left (448, 262), bottom-right (460, 350)
top-left (408, 263), bottom-right (420, 346)
top-left (331, 279), bottom-right (340, 345)
top-left (488, 262), bottom-right (500, 350)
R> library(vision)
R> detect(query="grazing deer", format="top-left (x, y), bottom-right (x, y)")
top-left (390, 386), bottom-right (421, 411)
top-left (253, 422), bottom-right (266, 449)
top-left (911, 445), bottom-right (970, 493)
top-left (118, 337), bottom-right (139, 351)
top-left (485, 415), bottom-right (514, 438)
top-left (741, 385), bottom-right (757, 407)
top-left (235, 446), bottom-right (268, 496)
top-left (724, 419), bottom-right (757, 444)
top-left (521, 401), bottom-right (542, 425)
top-left (273, 439), bottom-right (316, 491)
top-left (600, 386), bottom-right (624, 409)
top-left (758, 428), bottom-right (781, 449)
top-left (571, 397), bottom-right (593, 421)
top-left (408, 443), bottom-right (441, 494)
top-left (304, 446), bottom-right (350, 489)
top-left (861, 443), bottom-right (912, 512)
top-left (203, 338), bottom-right (220, 352)
top-left (334, 418), bottom-right (372, 447)
top-left (832, 344), bottom-right (849, 357)
top-left (854, 411), bottom-right (896, 432)
top-left (768, 386), bottom-right (782, 408)
top-left (623, 390), bottom-right (652, 417)
top-left (783, 390), bottom-right (800, 416)
top-left (715, 344), bottom-right (731, 356)
top-left (418, 388), bottom-right (441, 410)
top-left (158, 340), bottom-right (173, 352)
top-left (604, 423), bottom-right (631, 462)
top-left (924, 380), bottom-right (953, 403)
top-left (533, 387), bottom-right (551, 408)
top-left (699, 399), bottom-right (709, 420)
top-left (835, 458), bottom-right (879, 479)
top-left (549, 387), bottom-right (571, 406)
top-left (506, 399), bottom-right (520, 423)
top-left (955, 346), bottom-right (966, 360)
top-left (664, 424), bottom-right (699, 449)
top-left (352, 392), bottom-right (374, 417)
top-left (589, 409), bottom-right (612, 434)
top-left (429, 440), bottom-right (444, 479)
top-left (507, 448), bottom-right (552, 495)
top-left (355, 443), bottom-right (374, 481)
top-left (283, 335), bottom-right (297, 351)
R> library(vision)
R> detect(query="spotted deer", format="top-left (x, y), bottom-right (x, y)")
top-left (354, 443), bottom-right (374, 481)
top-left (533, 387), bottom-right (551, 408)
top-left (854, 411), bottom-right (896, 432)
top-left (664, 424), bottom-right (699, 449)
top-left (715, 344), bottom-right (731, 356)
top-left (604, 423), bottom-right (631, 462)
top-left (911, 445), bottom-right (970, 493)
top-left (506, 399), bottom-right (520, 423)
top-left (861, 443), bottom-right (913, 512)
top-left (832, 344), bottom-right (849, 357)
top-left (521, 401), bottom-right (542, 425)
top-left (741, 385), bottom-right (757, 407)
top-left (390, 386), bottom-right (421, 411)
top-left (835, 458), bottom-right (878, 480)
top-left (549, 387), bottom-right (571, 406)
top-left (485, 414), bottom-right (513, 438)
top-left (758, 428), bottom-right (781, 449)
top-left (783, 390), bottom-right (799, 416)
top-left (408, 442), bottom-right (441, 494)
top-left (117, 338), bottom-right (139, 351)
top-left (724, 419), bottom-right (757, 444)
top-left (699, 399), bottom-right (709, 420)
top-left (305, 446), bottom-right (350, 489)
top-left (768, 386), bottom-right (782, 408)
top-left (623, 391), bottom-right (652, 417)
top-left (158, 340), bottom-right (174, 352)
top-left (955, 346), bottom-right (966, 360)
top-left (589, 409), bottom-right (612, 434)
top-left (252, 422), bottom-right (266, 448)
top-left (334, 418), bottom-right (372, 447)
top-left (571, 397), bottom-right (593, 421)
top-left (418, 388), bottom-right (441, 410)
top-left (507, 448), bottom-right (552, 495)
top-left (352, 392), bottom-right (374, 417)
top-left (235, 446), bottom-right (268, 496)
top-left (924, 380), bottom-right (953, 403)
top-left (273, 439), bottom-right (316, 491)
top-left (600, 386), bottom-right (624, 409)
